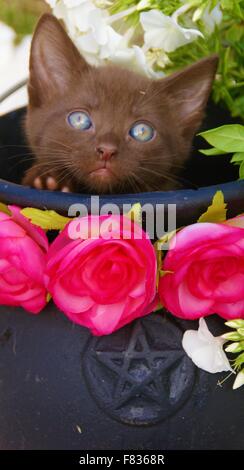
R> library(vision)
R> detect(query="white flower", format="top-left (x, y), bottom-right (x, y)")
top-left (0, 21), bottom-right (15, 66)
top-left (45, 0), bottom-right (59, 7)
top-left (182, 318), bottom-right (233, 374)
top-left (63, 0), bottom-right (88, 7)
top-left (0, 26), bottom-right (31, 115)
top-left (110, 45), bottom-right (163, 78)
top-left (46, 1), bottom-right (173, 76)
top-left (95, 1), bottom-right (112, 6)
top-left (202, 4), bottom-right (223, 34)
top-left (53, 0), bottom-right (99, 35)
top-left (146, 48), bottom-right (171, 70)
top-left (233, 370), bottom-right (244, 390)
top-left (71, 6), bottom-right (121, 60)
top-left (46, 0), bottom-right (89, 7)
top-left (76, 21), bottom-right (122, 58)
top-left (76, 25), bottom-right (160, 77)
top-left (106, 0), bottom-right (150, 24)
top-left (140, 9), bottom-right (203, 53)
top-left (53, 1), bottom-right (156, 77)
top-left (51, 1), bottom-right (127, 68)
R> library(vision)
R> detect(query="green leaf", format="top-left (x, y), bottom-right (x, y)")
top-left (153, 301), bottom-right (164, 313)
top-left (225, 319), bottom-right (244, 329)
top-left (234, 352), bottom-right (244, 368)
top-left (156, 229), bottom-right (177, 249)
top-left (125, 203), bottom-right (142, 225)
top-left (239, 160), bottom-right (244, 179)
top-left (160, 269), bottom-right (174, 277)
top-left (222, 332), bottom-right (243, 341)
top-left (199, 147), bottom-right (228, 156)
top-left (220, 0), bottom-right (232, 9)
top-left (233, 369), bottom-right (244, 390)
top-left (0, 202), bottom-right (11, 215)
top-left (225, 341), bottom-right (244, 353)
top-left (231, 152), bottom-right (244, 163)
top-left (21, 208), bottom-right (72, 231)
top-left (197, 190), bottom-right (227, 223)
top-left (155, 229), bottom-right (177, 287)
top-left (46, 293), bottom-right (52, 303)
top-left (198, 124), bottom-right (244, 153)
top-left (192, 5), bottom-right (205, 22)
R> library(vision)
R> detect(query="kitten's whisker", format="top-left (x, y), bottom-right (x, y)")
top-left (19, 160), bottom-right (71, 174)
top-left (0, 144), bottom-right (34, 151)
top-left (0, 144), bottom-right (71, 155)
top-left (143, 161), bottom-right (186, 171)
top-left (127, 176), bottom-right (139, 193)
top-left (139, 155), bottom-right (186, 170)
top-left (156, 167), bottom-right (197, 188)
top-left (35, 158), bottom-right (71, 166)
top-left (26, 163), bottom-right (69, 181)
top-left (137, 166), bottom-right (182, 189)
top-left (139, 165), bottom-right (196, 189)
top-left (54, 168), bottom-right (74, 187)
top-left (7, 153), bottom-right (35, 161)
top-left (9, 151), bottom-right (70, 163)
top-left (45, 137), bottom-right (72, 151)
top-left (128, 172), bottom-right (149, 193)
top-left (7, 150), bottom-right (70, 162)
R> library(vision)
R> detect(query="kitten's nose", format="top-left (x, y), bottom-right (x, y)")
top-left (96, 144), bottom-right (117, 161)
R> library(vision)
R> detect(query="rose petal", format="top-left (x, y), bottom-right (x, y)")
top-left (9, 205), bottom-right (49, 252)
top-left (53, 280), bottom-right (94, 314)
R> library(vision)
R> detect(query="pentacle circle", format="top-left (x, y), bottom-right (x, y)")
top-left (83, 313), bottom-right (196, 426)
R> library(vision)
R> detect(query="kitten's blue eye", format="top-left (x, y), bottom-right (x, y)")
top-left (67, 111), bottom-right (92, 130)
top-left (129, 122), bottom-right (155, 142)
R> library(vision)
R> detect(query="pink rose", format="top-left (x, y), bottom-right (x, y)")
top-left (0, 206), bottom-right (48, 313)
top-left (159, 220), bottom-right (244, 320)
top-left (46, 215), bottom-right (157, 335)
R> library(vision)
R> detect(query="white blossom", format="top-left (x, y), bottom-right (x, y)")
top-left (0, 23), bottom-right (31, 114)
top-left (233, 370), bottom-right (244, 390)
top-left (50, 1), bottom-right (158, 77)
top-left (45, 1), bottom-right (206, 76)
top-left (146, 48), bottom-right (171, 70)
top-left (53, 0), bottom-right (99, 36)
top-left (110, 45), bottom-right (163, 78)
top-left (140, 9), bottom-right (203, 53)
top-left (202, 4), bottom-right (223, 34)
top-left (182, 318), bottom-right (233, 374)
top-left (0, 21), bottom-right (15, 67)
top-left (63, 0), bottom-right (89, 7)
top-left (45, 0), bottom-right (59, 8)
top-left (75, 19), bottom-right (122, 59)
top-left (46, 0), bottom-right (90, 8)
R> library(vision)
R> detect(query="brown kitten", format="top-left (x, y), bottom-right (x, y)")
top-left (23, 13), bottom-right (218, 194)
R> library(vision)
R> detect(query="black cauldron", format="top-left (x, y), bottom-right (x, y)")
top-left (0, 99), bottom-right (244, 450)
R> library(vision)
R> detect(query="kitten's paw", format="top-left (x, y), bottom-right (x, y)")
top-left (22, 167), bottom-right (74, 193)
top-left (33, 176), bottom-right (71, 193)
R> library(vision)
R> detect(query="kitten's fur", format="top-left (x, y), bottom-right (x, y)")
top-left (23, 14), bottom-right (218, 194)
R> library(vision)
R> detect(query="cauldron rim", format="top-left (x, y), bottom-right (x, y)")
top-left (0, 178), bottom-right (243, 227)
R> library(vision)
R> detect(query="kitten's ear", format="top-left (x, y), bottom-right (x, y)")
top-left (29, 14), bottom-right (90, 107)
top-left (156, 55), bottom-right (218, 140)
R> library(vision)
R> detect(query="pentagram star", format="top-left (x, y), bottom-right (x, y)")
top-left (94, 320), bottom-right (185, 409)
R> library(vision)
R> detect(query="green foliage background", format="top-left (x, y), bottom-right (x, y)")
top-left (0, 0), bottom-right (47, 41)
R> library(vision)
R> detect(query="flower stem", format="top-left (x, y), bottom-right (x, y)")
top-left (107, 5), bottom-right (138, 24)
